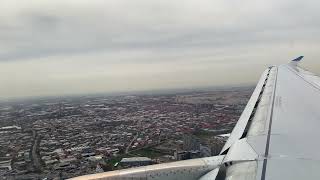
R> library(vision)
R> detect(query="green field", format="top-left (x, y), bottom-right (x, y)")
top-left (129, 148), bottom-right (165, 158)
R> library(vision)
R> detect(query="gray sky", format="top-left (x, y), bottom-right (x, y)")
top-left (1, 0), bottom-right (320, 99)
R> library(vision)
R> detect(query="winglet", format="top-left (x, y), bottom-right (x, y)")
top-left (292, 56), bottom-right (304, 62)
top-left (290, 56), bottom-right (304, 67)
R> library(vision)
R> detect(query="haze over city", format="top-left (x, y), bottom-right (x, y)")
top-left (1, 0), bottom-right (320, 99)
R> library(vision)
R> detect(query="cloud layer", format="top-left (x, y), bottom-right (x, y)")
top-left (1, 0), bottom-right (320, 98)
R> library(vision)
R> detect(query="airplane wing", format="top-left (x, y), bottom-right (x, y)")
top-left (221, 55), bottom-right (320, 180)
top-left (70, 56), bottom-right (320, 180)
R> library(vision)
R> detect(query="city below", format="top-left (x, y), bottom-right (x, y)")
top-left (0, 87), bottom-right (252, 179)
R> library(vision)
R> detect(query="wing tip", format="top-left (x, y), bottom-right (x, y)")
top-left (292, 56), bottom-right (304, 62)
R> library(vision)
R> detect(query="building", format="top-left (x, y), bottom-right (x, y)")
top-left (174, 151), bottom-right (189, 160)
top-left (0, 126), bottom-right (21, 131)
top-left (200, 144), bottom-right (211, 157)
top-left (183, 135), bottom-right (200, 151)
top-left (0, 160), bottom-right (12, 170)
top-left (174, 150), bottom-right (201, 160)
top-left (119, 157), bottom-right (152, 168)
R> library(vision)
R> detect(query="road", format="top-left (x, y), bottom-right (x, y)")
top-left (30, 130), bottom-right (42, 172)
top-left (125, 133), bottom-right (139, 154)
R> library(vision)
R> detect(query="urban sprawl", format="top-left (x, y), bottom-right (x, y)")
top-left (0, 87), bottom-right (252, 179)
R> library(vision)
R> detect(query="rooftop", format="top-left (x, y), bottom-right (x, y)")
top-left (120, 157), bottom-right (151, 163)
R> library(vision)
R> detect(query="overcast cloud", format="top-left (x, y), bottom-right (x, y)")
top-left (1, 0), bottom-right (320, 99)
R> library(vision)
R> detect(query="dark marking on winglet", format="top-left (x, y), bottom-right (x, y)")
top-left (292, 56), bottom-right (304, 62)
